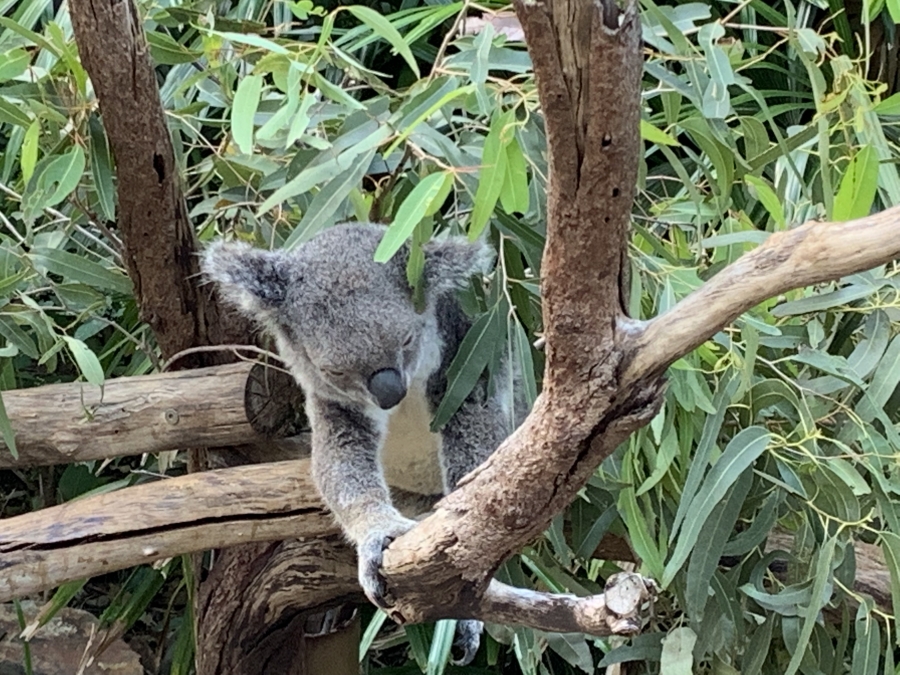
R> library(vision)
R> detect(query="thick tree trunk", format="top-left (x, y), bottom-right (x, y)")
top-left (65, 0), bottom-right (355, 670)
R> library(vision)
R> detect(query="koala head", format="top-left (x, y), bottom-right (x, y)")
top-left (202, 223), bottom-right (492, 409)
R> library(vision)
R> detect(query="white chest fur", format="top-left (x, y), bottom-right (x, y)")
top-left (380, 383), bottom-right (444, 495)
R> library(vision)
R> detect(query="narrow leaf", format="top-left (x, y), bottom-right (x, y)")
top-left (663, 426), bottom-right (770, 587)
top-left (29, 248), bottom-right (132, 295)
top-left (346, 5), bottom-right (419, 77)
top-left (232, 74), bottom-right (263, 155)
top-left (0, 390), bottom-right (17, 459)
top-left (62, 336), bottom-right (104, 386)
top-left (834, 145), bottom-right (879, 221)
top-left (660, 626), bottom-right (697, 675)
top-left (374, 171), bottom-right (453, 262)
top-left (431, 305), bottom-right (504, 429)
top-left (283, 147), bottom-right (378, 249)
top-left (470, 111), bottom-right (513, 239)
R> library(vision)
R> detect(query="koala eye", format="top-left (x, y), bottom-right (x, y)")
top-left (402, 332), bottom-right (415, 348)
top-left (322, 367), bottom-right (346, 378)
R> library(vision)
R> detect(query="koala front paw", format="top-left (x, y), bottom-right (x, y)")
top-left (451, 619), bottom-right (483, 666)
top-left (357, 519), bottom-right (416, 608)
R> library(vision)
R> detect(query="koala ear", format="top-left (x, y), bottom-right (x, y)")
top-left (201, 241), bottom-right (296, 320)
top-left (423, 236), bottom-right (495, 294)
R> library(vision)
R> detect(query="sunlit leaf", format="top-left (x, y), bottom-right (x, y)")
top-left (345, 5), bottom-right (420, 78)
top-left (62, 336), bottom-right (104, 386)
top-left (232, 74), bottom-right (263, 155)
top-left (834, 144), bottom-right (879, 221)
top-left (374, 171), bottom-right (453, 262)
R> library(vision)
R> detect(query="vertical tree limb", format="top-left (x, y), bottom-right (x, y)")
top-left (381, 0), bottom-right (656, 623)
top-left (68, 0), bottom-right (239, 361)
top-left (66, 2), bottom-right (349, 672)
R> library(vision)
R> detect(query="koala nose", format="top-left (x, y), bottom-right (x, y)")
top-left (367, 369), bottom-right (406, 410)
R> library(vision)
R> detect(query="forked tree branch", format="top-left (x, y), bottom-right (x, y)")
top-left (14, 0), bottom-right (899, 649)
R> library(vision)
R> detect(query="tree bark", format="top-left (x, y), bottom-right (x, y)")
top-left (0, 363), bottom-right (258, 469)
top-left (0, 460), bottom-right (333, 602)
top-left (65, 0), bottom-right (348, 669)
top-left (67, 0), bottom-right (240, 360)
top-left (48, 0), bottom-right (900, 664)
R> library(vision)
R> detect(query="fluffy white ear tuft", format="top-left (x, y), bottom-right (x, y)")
top-left (201, 241), bottom-right (296, 320)
top-left (423, 236), bottom-right (495, 295)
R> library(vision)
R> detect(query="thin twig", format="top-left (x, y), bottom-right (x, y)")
top-left (161, 344), bottom-right (287, 373)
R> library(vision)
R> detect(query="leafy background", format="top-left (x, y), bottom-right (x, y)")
top-left (2, 0), bottom-right (900, 673)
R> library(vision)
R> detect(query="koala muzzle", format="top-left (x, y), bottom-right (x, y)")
top-left (368, 368), bottom-right (406, 410)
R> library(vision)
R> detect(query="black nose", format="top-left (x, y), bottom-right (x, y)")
top-left (367, 369), bottom-right (406, 410)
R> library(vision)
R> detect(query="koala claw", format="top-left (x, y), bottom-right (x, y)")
top-left (451, 619), bottom-right (482, 666)
top-left (358, 521), bottom-right (416, 609)
top-left (358, 534), bottom-right (393, 608)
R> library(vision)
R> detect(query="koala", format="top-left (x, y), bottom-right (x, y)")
top-left (202, 223), bottom-right (512, 665)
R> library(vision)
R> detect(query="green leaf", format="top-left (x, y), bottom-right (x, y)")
top-left (743, 614), bottom-right (774, 675)
top-left (833, 145), bottom-right (879, 221)
top-left (28, 145), bottom-right (86, 213)
top-left (62, 336), bottom-right (104, 386)
top-left (384, 82), bottom-right (474, 158)
top-left (874, 91), bottom-right (900, 115)
top-left (663, 426), bottom-right (770, 587)
top-left (30, 248), bottom-right (132, 295)
top-left (0, 48), bottom-right (30, 82)
top-left (404, 624), bottom-right (430, 671)
top-left (856, 334), bottom-right (900, 421)
top-left (0, 97), bottom-right (31, 128)
top-left (744, 174), bottom-right (786, 229)
top-left (888, 0), bottom-right (900, 24)
top-left (358, 609), bottom-right (388, 661)
top-left (147, 32), bottom-right (202, 65)
top-left (0, 390), bottom-right (17, 459)
top-left (89, 117), bottom-right (116, 222)
top-left (670, 375), bottom-right (740, 541)
top-left (345, 5), bottom-right (420, 78)
top-left (784, 536), bottom-right (836, 675)
top-left (685, 471), bottom-right (752, 618)
top-left (660, 626), bottom-right (697, 675)
top-left (470, 110), bottom-right (514, 239)
top-left (259, 126), bottom-right (390, 216)
top-left (21, 119), bottom-right (39, 184)
top-left (374, 171), bottom-right (453, 262)
top-left (426, 619), bottom-right (456, 675)
top-left (879, 531), bottom-right (900, 642)
top-left (0, 315), bottom-right (38, 359)
top-left (431, 304), bottom-right (504, 429)
top-left (283, 147), bottom-right (378, 249)
top-left (499, 136), bottom-right (529, 215)
top-left (618, 453), bottom-right (665, 581)
top-left (851, 600), bottom-right (881, 675)
top-left (209, 29), bottom-right (290, 55)
top-left (232, 74), bottom-right (263, 155)
top-left (641, 119), bottom-right (680, 146)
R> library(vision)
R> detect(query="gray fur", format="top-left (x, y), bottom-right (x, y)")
top-left (202, 223), bottom-right (509, 663)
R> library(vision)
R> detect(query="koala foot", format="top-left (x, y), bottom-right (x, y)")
top-left (451, 619), bottom-right (482, 666)
top-left (357, 520), bottom-right (416, 609)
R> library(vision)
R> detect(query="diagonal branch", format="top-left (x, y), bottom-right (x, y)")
top-left (624, 207), bottom-right (900, 385)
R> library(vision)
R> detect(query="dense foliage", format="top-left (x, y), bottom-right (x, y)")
top-left (2, 0), bottom-right (900, 673)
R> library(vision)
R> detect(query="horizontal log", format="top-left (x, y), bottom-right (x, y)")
top-left (1, 456), bottom-right (891, 631)
top-left (0, 362), bottom-right (288, 469)
top-left (0, 459), bottom-right (337, 602)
